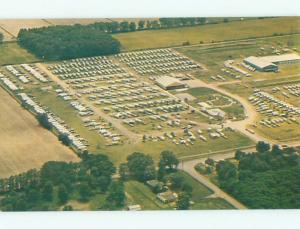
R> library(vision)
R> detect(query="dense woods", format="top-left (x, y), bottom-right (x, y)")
top-left (18, 25), bottom-right (121, 60)
top-left (216, 142), bottom-right (300, 209)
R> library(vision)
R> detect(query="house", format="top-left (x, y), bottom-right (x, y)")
top-left (146, 180), bottom-right (164, 192)
top-left (155, 76), bottom-right (186, 90)
top-left (156, 191), bottom-right (178, 203)
top-left (127, 205), bottom-right (141, 211)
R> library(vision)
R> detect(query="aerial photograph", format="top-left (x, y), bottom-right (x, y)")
top-left (0, 16), bottom-right (299, 211)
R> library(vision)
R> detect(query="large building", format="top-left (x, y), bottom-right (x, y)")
top-left (155, 76), bottom-right (186, 90)
top-left (244, 53), bottom-right (300, 72)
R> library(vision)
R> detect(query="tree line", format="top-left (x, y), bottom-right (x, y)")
top-left (87, 18), bottom-right (208, 33)
top-left (18, 24), bottom-right (121, 61)
top-left (214, 142), bottom-right (300, 209)
top-left (0, 153), bottom-right (118, 211)
top-left (0, 149), bottom-right (192, 210)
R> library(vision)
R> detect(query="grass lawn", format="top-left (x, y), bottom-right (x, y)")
top-left (125, 181), bottom-right (171, 210)
top-left (175, 171), bottom-right (212, 201)
top-left (191, 198), bottom-right (235, 210)
top-left (0, 42), bottom-right (39, 66)
top-left (185, 87), bottom-right (245, 119)
top-left (114, 17), bottom-right (300, 51)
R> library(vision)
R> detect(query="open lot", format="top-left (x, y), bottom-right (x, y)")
top-left (0, 42), bottom-right (39, 66)
top-left (0, 87), bottom-right (79, 178)
top-left (114, 17), bottom-right (300, 51)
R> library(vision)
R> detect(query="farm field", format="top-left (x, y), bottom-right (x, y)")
top-left (113, 17), bottom-right (300, 51)
top-left (0, 87), bottom-right (79, 178)
top-left (0, 19), bottom-right (50, 38)
top-left (0, 42), bottom-right (39, 66)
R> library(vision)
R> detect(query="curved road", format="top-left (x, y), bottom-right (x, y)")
top-left (178, 153), bottom-right (248, 209)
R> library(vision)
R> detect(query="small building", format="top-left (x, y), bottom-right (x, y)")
top-left (155, 76), bottom-right (186, 90)
top-left (127, 205), bottom-right (142, 211)
top-left (198, 102), bottom-right (212, 109)
top-left (156, 191), bottom-right (178, 203)
top-left (146, 180), bottom-right (164, 193)
top-left (244, 53), bottom-right (300, 72)
top-left (206, 108), bottom-right (226, 119)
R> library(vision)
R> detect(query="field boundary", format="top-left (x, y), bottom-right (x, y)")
top-left (0, 83), bottom-right (80, 156)
top-left (178, 144), bottom-right (256, 161)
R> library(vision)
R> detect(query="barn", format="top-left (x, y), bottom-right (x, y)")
top-left (244, 53), bottom-right (300, 72)
top-left (155, 76), bottom-right (186, 90)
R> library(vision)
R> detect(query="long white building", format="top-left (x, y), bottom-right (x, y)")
top-left (244, 53), bottom-right (300, 72)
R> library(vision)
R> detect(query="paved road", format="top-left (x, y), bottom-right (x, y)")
top-left (178, 153), bottom-right (248, 209)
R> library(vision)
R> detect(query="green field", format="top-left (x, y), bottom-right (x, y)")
top-left (184, 87), bottom-right (245, 120)
top-left (191, 198), bottom-right (234, 210)
top-left (0, 42), bottom-right (39, 66)
top-left (177, 34), bottom-right (300, 83)
top-left (114, 17), bottom-right (300, 51)
top-left (125, 181), bottom-right (171, 210)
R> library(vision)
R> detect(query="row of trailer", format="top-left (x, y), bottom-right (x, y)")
top-left (116, 48), bottom-right (200, 75)
top-left (18, 92), bottom-right (87, 151)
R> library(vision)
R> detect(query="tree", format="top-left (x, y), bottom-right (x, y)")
top-left (205, 158), bottom-right (215, 166)
top-left (119, 163), bottom-right (130, 180)
top-left (18, 25), bottom-right (121, 60)
top-left (63, 205), bottom-right (73, 211)
top-left (127, 152), bottom-right (156, 181)
top-left (58, 184), bottom-right (69, 204)
top-left (42, 181), bottom-right (53, 201)
top-left (256, 141), bottom-right (270, 153)
top-left (0, 32), bottom-right (3, 43)
top-left (167, 173), bottom-right (184, 190)
top-left (129, 22), bottom-right (136, 32)
top-left (216, 160), bottom-right (237, 180)
top-left (223, 18), bottom-right (229, 23)
top-left (58, 133), bottom-right (71, 146)
top-left (105, 181), bottom-right (125, 209)
top-left (120, 21), bottom-right (130, 32)
top-left (78, 182), bottom-right (92, 202)
top-left (37, 113), bottom-right (52, 130)
top-left (235, 150), bottom-right (246, 161)
top-left (138, 20), bottom-right (145, 30)
top-left (176, 192), bottom-right (190, 210)
top-left (271, 144), bottom-right (282, 156)
top-left (159, 151), bottom-right (179, 174)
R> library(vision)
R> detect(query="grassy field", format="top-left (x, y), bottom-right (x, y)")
top-left (114, 17), bottom-right (300, 51)
top-left (125, 181), bottom-right (170, 210)
top-left (0, 42), bottom-right (39, 66)
top-left (25, 86), bottom-right (253, 164)
top-left (184, 87), bottom-right (245, 120)
top-left (191, 198), bottom-right (234, 210)
top-left (0, 87), bottom-right (79, 178)
top-left (177, 34), bottom-right (300, 83)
